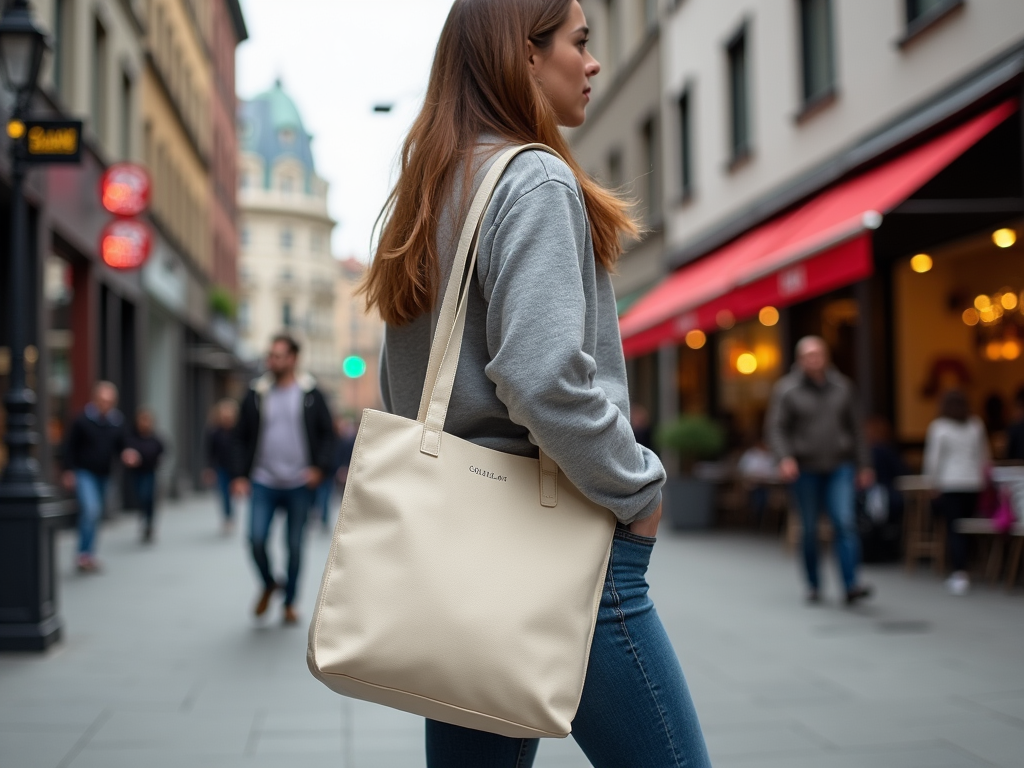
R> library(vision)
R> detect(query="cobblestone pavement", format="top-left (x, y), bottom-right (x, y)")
top-left (2, 493), bottom-right (1023, 767)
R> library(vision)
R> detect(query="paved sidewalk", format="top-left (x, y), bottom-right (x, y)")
top-left (2, 494), bottom-right (1023, 767)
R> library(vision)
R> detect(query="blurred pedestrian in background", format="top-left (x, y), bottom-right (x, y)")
top-left (923, 389), bottom-right (990, 596)
top-left (230, 335), bottom-right (334, 625)
top-left (766, 336), bottom-right (875, 605)
top-left (124, 408), bottom-right (165, 544)
top-left (319, 414), bottom-right (357, 530)
top-left (629, 403), bottom-right (654, 450)
top-left (737, 437), bottom-right (779, 522)
top-left (204, 398), bottom-right (239, 534)
top-left (861, 415), bottom-right (907, 563)
top-left (1006, 386), bottom-right (1024, 462)
top-left (61, 381), bottom-right (139, 573)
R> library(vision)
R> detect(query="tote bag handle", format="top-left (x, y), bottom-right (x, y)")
top-left (413, 144), bottom-right (565, 507)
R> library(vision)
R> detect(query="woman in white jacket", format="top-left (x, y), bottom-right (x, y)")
top-left (923, 390), bottom-right (990, 595)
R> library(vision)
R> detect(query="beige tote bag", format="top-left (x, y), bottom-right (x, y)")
top-left (307, 144), bottom-right (617, 739)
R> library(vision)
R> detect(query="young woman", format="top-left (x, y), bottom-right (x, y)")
top-left (362, 1), bottom-right (712, 765)
top-left (924, 389), bottom-right (990, 596)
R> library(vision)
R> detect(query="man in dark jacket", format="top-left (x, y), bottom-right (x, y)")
top-left (62, 381), bottom-right (138, 572)
top-left (230, 334), bottom-right (334, 625)
top-left (766, 337), bottom-right (875, 606)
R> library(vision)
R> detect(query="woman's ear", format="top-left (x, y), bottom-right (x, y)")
top-left (527, 40), bottom-right (538, 72)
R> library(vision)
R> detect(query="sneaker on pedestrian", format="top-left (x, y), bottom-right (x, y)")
top-left (805, 589), bottom-right (822, 605)
top-left (946, 572), bottom-right (970, 596)
top-left (254, 582), bottom-right (281, 617)
top-left (76, 554), bottom-right (102, 574)
top-left (844, 584), bottom-right (874, 606)
top-left (283, 605), bottom-right (299, 625)
top-left (141, 527), bottom-right (154, 544)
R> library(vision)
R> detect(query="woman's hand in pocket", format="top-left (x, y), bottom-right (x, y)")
top-left (629, 504), bottom-right (661, 538)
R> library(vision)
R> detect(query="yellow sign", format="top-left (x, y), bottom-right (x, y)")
top-left (6, 120), bottom-right (24, 139)
top-left (28, 125), bottom-right (79, 155)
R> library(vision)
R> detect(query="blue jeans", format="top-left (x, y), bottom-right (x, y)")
top-left (792, 463), bottom-right (860, 592)
top-left (215, 468), bottom-right (233, 521)
top-left (313, 478), bottom-right (333, 525)
top-left (75, 470), bottom-right (109, 556)
top-left (134, 471), bottom-right (156, 529)
top-left (249, 483), bottom-right (312, 606)
top-left (425, 527), bottom-right (712, 768)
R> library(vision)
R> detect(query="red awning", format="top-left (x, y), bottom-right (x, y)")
top-left (620, 99), bottom-right (1017, 358)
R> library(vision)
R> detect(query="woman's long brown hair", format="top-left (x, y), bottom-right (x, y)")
top-left (360, 0), bottom-right (638, 327)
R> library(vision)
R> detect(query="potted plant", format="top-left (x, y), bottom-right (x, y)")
top-left (655, 414), bottom-right (726, 530)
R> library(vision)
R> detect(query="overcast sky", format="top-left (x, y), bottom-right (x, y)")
top-left (237, 0), bottom-right (456, 261)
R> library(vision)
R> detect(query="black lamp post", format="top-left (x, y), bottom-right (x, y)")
top-left (0, 0), bottom-right (68, 652)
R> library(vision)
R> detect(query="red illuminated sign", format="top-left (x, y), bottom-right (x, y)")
top-left (100, 219), bottom-right (152, 270)
top-left (100, 163), bottom-right (151, 217)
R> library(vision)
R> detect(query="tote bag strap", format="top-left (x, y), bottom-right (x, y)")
top-left (416, 143), bottom-right (565, 508)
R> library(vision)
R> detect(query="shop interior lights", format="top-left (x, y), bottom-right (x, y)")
top-left (992, 228), bottom-right (1017, 248)
top-left (685, 329), bottom-right (706, 350)
top-left (910, 253), bottom-right (933, 273)
top-left (716, 309), bottom-right (735, 330)
top-left (758, 306), bottom-right (780, 326)
top-left (736, 352), bottom-right (758, 375)
top-left (962, 286), bottom-right (1023, 361)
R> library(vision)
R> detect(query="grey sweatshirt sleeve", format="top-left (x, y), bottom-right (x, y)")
top-left (479, 176), bottom-right (664, 524)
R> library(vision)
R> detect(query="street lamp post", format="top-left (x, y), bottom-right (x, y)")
top-left (0, 0), bottom-right (70, 652)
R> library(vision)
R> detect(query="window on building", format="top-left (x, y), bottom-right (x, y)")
top-left (91, 16), bottom-right (108, 143)
top-left (607, 148), bottom-right (623, 189)
top-left (280, 176), bottom-right (294, 194)
top-left (678, 89), bottom-right (693, 199)
top-left (643, 0), bottom-right (658, 31)
top-left (52, 0), bottom-right (71, 102)
top-left (238, 300), bottom-right (250, 333)
top-left (604, 0), bottom-right (621, 69)
top-left (726, 24), bottom-right (751, 163)
top-left (799, 0), bottom-right (835, 106)
top-left (311, 231), bottom-right (323, 252)
top-left (641, 116), bottom-right (660, 225)
top-left (240, 226), bottom-right (250, 247)
top-left (280, 228), bottom-right (293, 251)
top-left (120, 72), bottom-right (133, 159)
top-left (282, 302), bottom-right (292, 328)
top-left (906, 0), bottom-right (959, 25)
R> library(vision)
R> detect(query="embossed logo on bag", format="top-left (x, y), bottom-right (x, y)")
top-left (469, 465), bottom-right (508, 482)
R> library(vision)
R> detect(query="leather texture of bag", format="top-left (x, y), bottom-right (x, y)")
top-left (307, 144), bottom-right (617, 738)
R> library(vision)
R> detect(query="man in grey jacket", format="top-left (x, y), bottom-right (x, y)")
top-left (766, 336), bottom-right (874, 605)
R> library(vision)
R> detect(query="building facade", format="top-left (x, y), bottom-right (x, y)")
top-left (237, 82), bottom-right (342, 405)
top-left (591, 0), bottom-right (1024, 461)
top-left (140, 0), bottom-right (246, 493)
top-left (0, 0), bottom-right (246, 495)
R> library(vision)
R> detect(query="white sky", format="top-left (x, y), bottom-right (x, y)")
top-left (236, 0), bottom-right (456, 261)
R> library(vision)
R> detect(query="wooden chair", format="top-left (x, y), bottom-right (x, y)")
top-left (896, 475), bottom-right (945, 573)
top-left (953, 518), bottom-right (1006, 583)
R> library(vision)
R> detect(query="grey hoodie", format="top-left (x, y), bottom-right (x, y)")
top-left (380, 146), bottom-right (664, 524)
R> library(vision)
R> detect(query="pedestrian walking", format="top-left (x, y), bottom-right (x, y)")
top-left (230, 334), bottom-right (334, 625)
top-left (61, 381), bottom-right (139, 573)
top-left (124, 408), bottom-right (165, 544)
top-left (923, 389), bottom-right (990, 595)
top-left (766, 336), bottom-right (875, 605)
top-left (361, 1), bottom-right (710, 764)
top-left (204, 399), bottom-right (239, 534)
top-left (314, 414), bottom-right (355, 531)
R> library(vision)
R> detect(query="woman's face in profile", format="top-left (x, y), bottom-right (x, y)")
top-left (529, 1), bottom-right (601, 128)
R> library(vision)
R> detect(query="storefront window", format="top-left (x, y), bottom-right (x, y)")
top-left (716, 318), bottom-right (783, 445)
top-left (894, 223), bottom-right (1024, 451)
top-left (45, 255), bottom-right (74, 480)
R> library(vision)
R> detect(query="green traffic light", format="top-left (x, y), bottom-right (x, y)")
top-left (343, 355), bottom-right (367, 379)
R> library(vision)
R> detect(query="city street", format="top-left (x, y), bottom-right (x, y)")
top-left (2, 494), bottom-right (1023, 768)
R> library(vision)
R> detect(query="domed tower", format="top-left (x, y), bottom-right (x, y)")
top-left (237, 81), bottom-right (340, 400)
